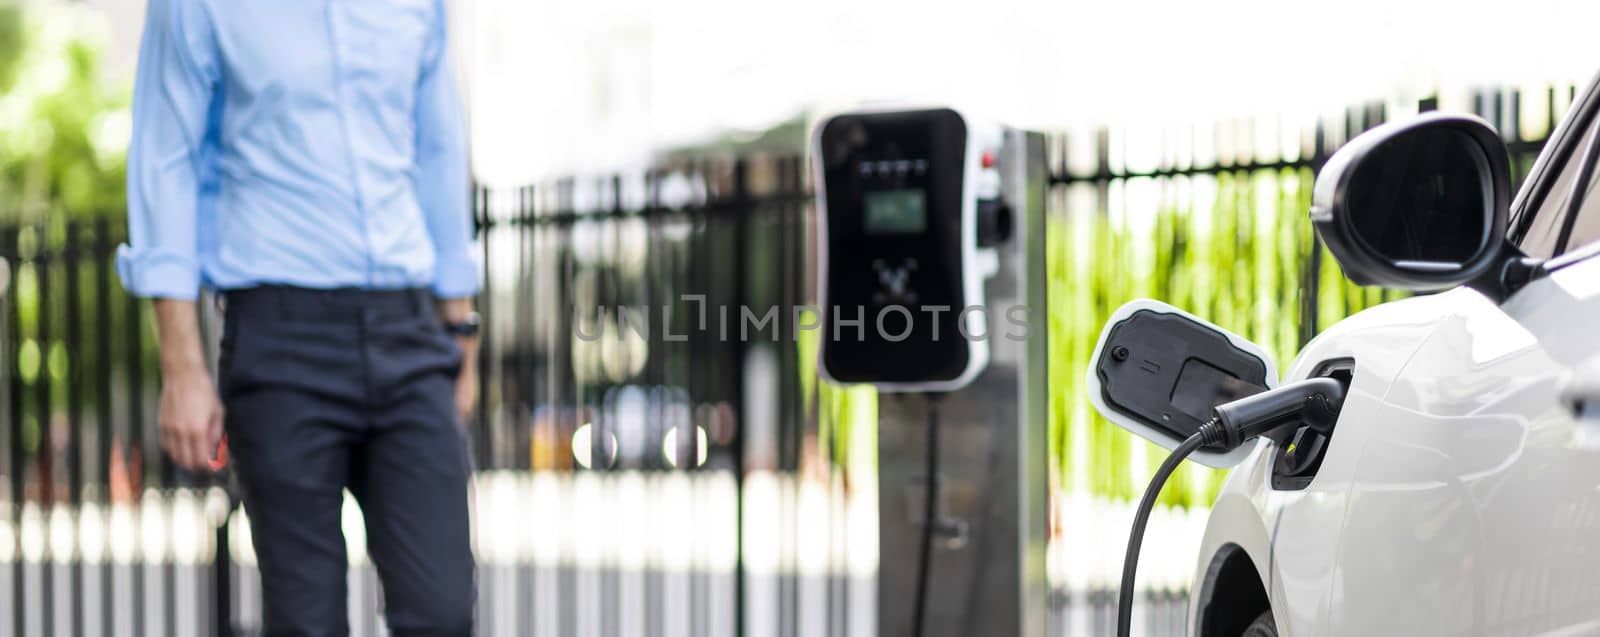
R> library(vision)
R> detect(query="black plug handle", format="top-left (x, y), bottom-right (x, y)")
top-left (1212, 377), bottom-right (1346, 447)
top-left (1301, 390), bottom-right (1343, 435)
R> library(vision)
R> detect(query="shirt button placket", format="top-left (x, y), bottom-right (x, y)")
top-left (327, 1), bottom-right (377, 288)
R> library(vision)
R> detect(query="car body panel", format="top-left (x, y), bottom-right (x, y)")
top-left (1332, 255), bottom-right (1600, 636)
top-left (1194, 254), bottom-right (1600, 636)
top-left (1190, 293), bottom-right (1460, 635)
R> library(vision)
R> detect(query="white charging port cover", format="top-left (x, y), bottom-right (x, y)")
top-left (1084, 299), bottom-right (1280, 469)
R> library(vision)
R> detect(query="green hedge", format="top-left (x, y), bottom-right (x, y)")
top-left (0, 4), bottom-right (129, 220)
top-left (808, 167), bottom-right (1396, 505)
top-left (1046, 168), bottom-right (1402, 507)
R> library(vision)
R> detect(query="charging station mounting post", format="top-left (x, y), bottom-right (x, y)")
top-left (812, 107), bottom-right (1051, 637)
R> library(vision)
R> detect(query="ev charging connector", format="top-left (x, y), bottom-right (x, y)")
top-left (1116, 378), bottom-right (1347, 637)
top-left (1083, 299), bottom-right (1352, 637)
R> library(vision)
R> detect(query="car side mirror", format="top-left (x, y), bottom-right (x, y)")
top-left (1086, 300), bottom-right (1279, 468)
top-left (1310, 113), bottom-right (1512, 293)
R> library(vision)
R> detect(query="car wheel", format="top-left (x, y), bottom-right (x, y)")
top-left (1241, 610), bottom-right (1277, 637)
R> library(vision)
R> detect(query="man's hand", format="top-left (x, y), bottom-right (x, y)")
top-left (453, 346), bottom-right (479, 424)
top-left (159, 368), bottom-right (225, 471)
top-left (153, 299), bottom-right (225, 472)
top-left (436, 297), bottom-right (480, 425)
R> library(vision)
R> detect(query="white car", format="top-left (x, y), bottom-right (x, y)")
top-left (1089, 77), bottom-right (1600, 636)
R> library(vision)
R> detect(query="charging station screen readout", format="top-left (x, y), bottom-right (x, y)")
top-left (862, 189), bottom-right (927, 235)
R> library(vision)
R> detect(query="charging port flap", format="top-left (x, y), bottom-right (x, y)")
top-left (1086, 300), bottom-right (1280, 468)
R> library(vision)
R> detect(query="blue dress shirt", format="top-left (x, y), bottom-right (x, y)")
top-left (118, 0), bottom-right (479, 300)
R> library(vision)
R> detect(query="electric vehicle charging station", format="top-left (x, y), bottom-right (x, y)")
top-left (812, 107), bottom-right (1051, 637)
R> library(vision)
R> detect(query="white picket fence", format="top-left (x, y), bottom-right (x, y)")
top-left (2, 471), bottom-right (1208, 636)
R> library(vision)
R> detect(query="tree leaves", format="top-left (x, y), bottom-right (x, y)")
top-left (0, 4), bottom-right (129, 220)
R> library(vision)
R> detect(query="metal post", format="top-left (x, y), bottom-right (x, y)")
top-left (0, 248), bottom-right (14, 632)
top-left (193, 289), bottom-right (232, 636)
top-left (875, 130), bottom-right (1051, 637)
top-left (3, 229), bottom-right (22, 637)
top-left (730, 158), bottom-right (749, 637)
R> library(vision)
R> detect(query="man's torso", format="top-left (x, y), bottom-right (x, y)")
top-left (194, 0), bottom-right (441, 290)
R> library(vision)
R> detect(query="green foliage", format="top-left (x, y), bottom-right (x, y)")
top-left (796, 307), bottom-right (878, 475)
top-left (0, 6), bottom-right (24, 91)
top-left (1045, 167), bottom-right (1387, 508)
top-left (0, 3), bottom-right (130, 219)
top-left (803, 163), bottom-right (1391, 507)
top-left (1, 5), bottom-right (141, 463)
top-left (802, 163), bottom-right (1386, 509)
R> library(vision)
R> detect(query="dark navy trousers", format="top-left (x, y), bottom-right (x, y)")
top-left (219, 286), bottom-right (476, 637)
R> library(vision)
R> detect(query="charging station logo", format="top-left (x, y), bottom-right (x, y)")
top-left (872, 258), bottom-right (918, 306)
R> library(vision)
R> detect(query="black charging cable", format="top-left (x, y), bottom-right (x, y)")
top-left (1116, 378), bottom-right (1345, 637)
top-left (1116, 420), bottom-right (1225, 637)
top-left (911, 393), bottom-right (943, 637)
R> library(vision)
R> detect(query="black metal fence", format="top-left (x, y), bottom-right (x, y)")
top-left (459, 157), bottom-right (826, 637)
top-left (0, 215), bottom-right (228, 637)
top-left (0, 84), bottom-right (1573, 636)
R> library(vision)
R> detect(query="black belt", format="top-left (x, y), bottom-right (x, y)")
top-left (221, 284), bottom-right (433, 321)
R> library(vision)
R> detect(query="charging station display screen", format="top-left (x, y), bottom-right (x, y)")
top-left (818, 109), bottom-right (969, 384)
top-left (863, 189), bottom-right (928, 234)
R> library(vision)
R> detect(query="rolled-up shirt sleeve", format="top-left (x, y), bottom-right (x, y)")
top-left (414, 0), bottom-right (479, 299)
top-left (117, 0), bottom-right (218, 300)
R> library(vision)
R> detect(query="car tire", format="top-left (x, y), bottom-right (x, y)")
top-left (1241, 610), bottom-right (1277, 637)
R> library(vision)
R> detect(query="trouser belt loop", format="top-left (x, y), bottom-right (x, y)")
top-left (413, 288), bottom-right (432, 317)
top-left (275, 286), bottom-right (297, 321)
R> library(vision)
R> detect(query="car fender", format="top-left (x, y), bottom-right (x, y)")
top-left (1190, 442), bottom-right (1278, 636)
top-left (1189, 290), bottom-right (1483, 636)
